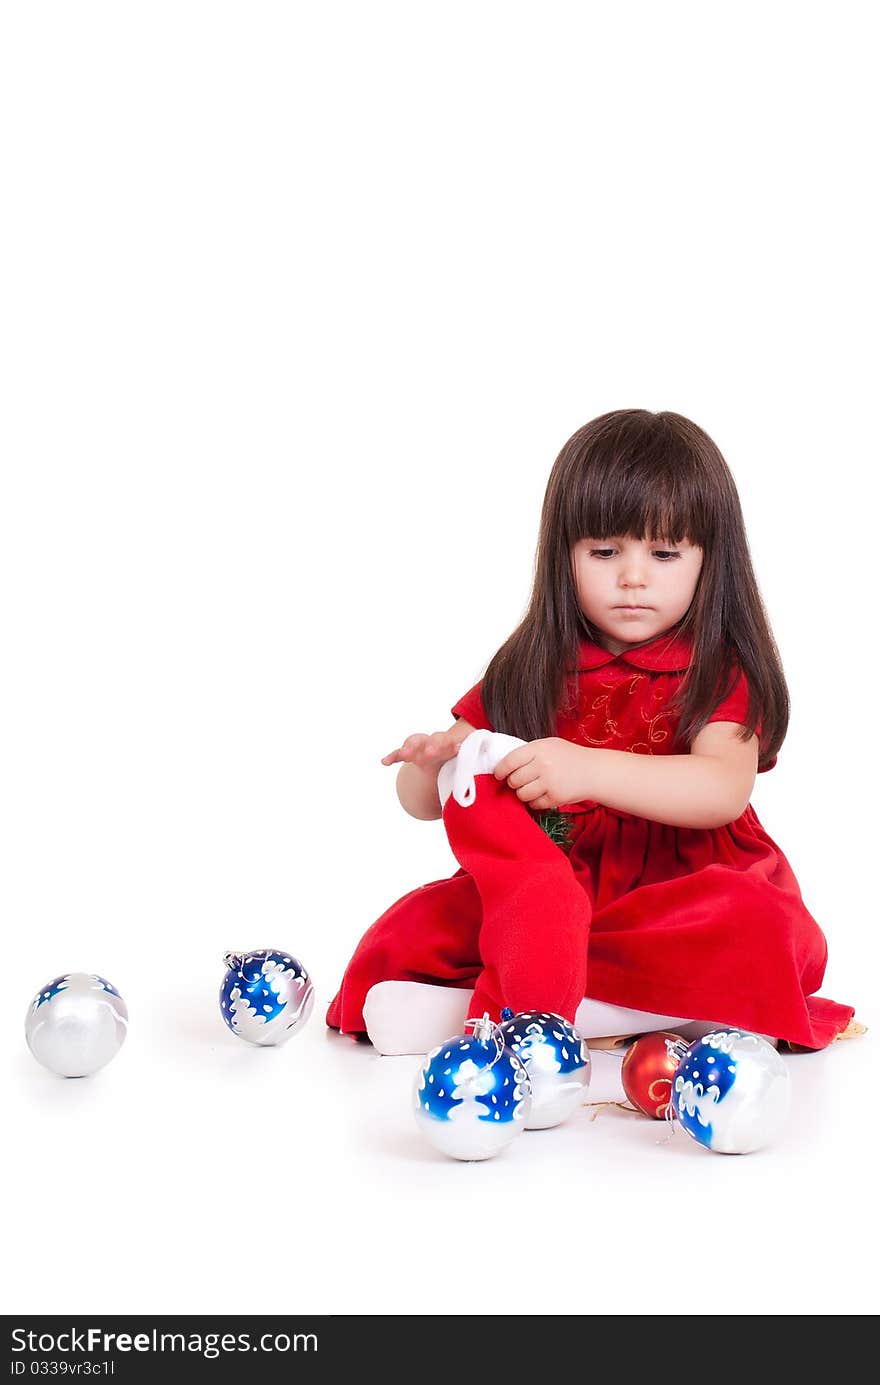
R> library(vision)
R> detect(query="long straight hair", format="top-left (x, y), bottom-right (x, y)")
top-left (480, 410), bottom-right (788, 771)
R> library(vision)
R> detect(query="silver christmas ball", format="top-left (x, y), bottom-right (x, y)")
top-left (498, 1009), bottom-right (591, 1129)
top-left (219, 949), bottom-right (314, 1046)
top-left (25, 973), bottom-right (128, 1078)
top-left (671, 1029), bottom-right (791, 1154)
top-left (413, 1013), bottom-right (532, 1161)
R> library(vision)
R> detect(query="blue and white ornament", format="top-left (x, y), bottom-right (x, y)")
top-left (220, 949), bottom-right (314, 1046)
top-left (670, 1029), bottom-right (791, 1154)
top-left (25, 972), bottom-right (128, 1077)
top-left (413, 1013), bottom-right (532, 1161)
top-left (499, 1009), bottom-right (591, 1129)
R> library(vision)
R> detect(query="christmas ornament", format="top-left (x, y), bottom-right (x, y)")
top-left (220, 949), bottom-right (314, 1046)
top-left (620, 1031), bottom-right (687, 1119)
top-left (25, 972), bottom-right (128, 1077)
top-left (498, 1008), bottom-right (590, 1128)
top-left (413, 1013), bottom-right (532, 1160)
top-left (670, 1029), bottom-right (791, 1154)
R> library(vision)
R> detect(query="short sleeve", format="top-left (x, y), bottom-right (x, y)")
top-left (707, 668), bottom-right (776, 774)
top-left (707, 668), bottom-right (752, 728)
top-left (450, 680), bottom-right (494, 731)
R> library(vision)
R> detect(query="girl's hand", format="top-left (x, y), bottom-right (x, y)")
top-left (381, 730), bottom-right (464, 770)
top-left (493, 738), bottom-right (589, 811)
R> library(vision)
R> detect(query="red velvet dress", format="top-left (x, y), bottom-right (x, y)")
top-left (326, 630), bottom-right (854, 1050)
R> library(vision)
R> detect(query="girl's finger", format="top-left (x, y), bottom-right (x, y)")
top-left (517, 781), bottom-right (544, 803)
top-left (494, 750), bottom-right (527, 780)
top-left (506, 766), bottom-right (541, 791)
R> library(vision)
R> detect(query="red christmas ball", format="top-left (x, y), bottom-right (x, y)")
top-left (621, 1031), bottom-right (688, 1120)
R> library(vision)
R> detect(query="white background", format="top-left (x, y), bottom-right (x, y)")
top-left (1, 1), bottom-right (877, 1317)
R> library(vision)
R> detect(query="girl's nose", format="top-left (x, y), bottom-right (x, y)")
top-left (620, 559), bottom-right (647, 586)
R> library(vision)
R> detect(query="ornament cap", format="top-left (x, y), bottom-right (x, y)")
top-left (466, 1012), bottom-right (498, 1044)
top-left (223, 951), bottom-right (244, 972)
top-left (667, 1037), bottom-right (690, 1065)
top-left (500, 1007), bottom-right (514, 1022)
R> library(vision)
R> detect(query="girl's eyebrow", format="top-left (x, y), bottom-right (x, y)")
top-left (587, 535), bottom-right (690, 546)
top-left (617, 536), bottom-right (688, 546)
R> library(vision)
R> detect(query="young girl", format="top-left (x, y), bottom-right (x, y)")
top-left (326, 409), bottom-right (858, 1055)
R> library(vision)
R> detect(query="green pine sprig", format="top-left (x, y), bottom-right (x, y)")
top-left (535, 809), bottom-right (576, 853)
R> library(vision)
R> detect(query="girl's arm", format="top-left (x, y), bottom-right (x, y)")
top-left (496, 721), bottom-right (759, 829)
top-left (580, 722), bottom-right (759, 828)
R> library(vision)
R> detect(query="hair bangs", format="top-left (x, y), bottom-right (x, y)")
top-left (562, 418), bottom-right (716, 550)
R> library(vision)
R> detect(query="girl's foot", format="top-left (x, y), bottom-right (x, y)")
top-left (835, 1016), bottom-right (867, 1040)
top-left (779, 1016), bottom-right (866, 1053)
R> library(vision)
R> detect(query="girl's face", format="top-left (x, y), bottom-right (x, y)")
top-left (571, 534), bottom-right (704, 654)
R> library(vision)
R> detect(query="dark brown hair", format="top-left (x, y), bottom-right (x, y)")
top-left (479, 409), bottom-right (788, 770)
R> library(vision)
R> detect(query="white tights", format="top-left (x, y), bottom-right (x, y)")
top-left (361, 979), bottom-right (740, 1056)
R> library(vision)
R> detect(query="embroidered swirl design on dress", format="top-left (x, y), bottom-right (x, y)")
top-left (631, 681), bottom-right (672, 756)
top-left (574, 675), bottom-right (635, 746)
top-left (570, 672), bottom-right (673, 756)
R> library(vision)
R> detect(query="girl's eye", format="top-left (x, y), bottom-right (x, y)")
top-left (588, 548), bottom-right (681, 560)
